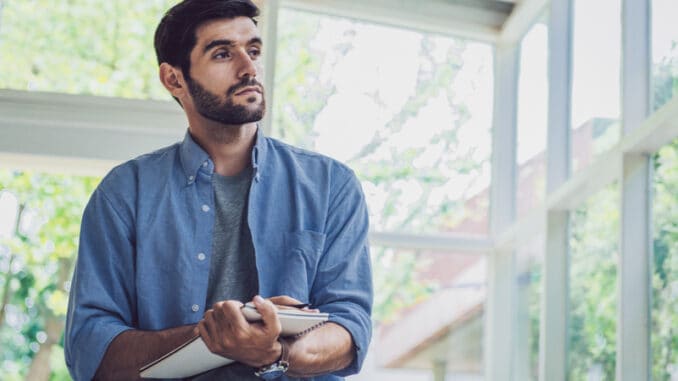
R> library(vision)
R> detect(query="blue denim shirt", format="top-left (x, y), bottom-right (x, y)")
top-left (64, 129), bottom-right (373, 381)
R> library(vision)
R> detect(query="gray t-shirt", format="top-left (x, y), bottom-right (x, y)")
top-left (192, 167), bottom-right (260, 381)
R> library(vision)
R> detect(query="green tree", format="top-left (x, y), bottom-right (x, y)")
top-left (568, 185), bottom-right (620, 380)
top-left (0, 171), bottom-right (99, 380)
top-left (651, 139), bottom-right (678, 381)
top-left (0, 0), bottom-right (174, 99)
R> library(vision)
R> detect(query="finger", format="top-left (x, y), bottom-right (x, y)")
top-left (253, 295), bottom-right (282, 336)
top-left (218, 300), bottom-right (249, 330)
top-left (268, 295), bottom-right (303, 306)
top-left (212, 302), bottom-right (231, 327)
top-left (201, 309), bottom-right (219, 342)
top-left (197, 320), bottom-right (215, 350)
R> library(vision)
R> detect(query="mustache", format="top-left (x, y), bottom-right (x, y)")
top-left (227, 78), bottom-right (263, 97)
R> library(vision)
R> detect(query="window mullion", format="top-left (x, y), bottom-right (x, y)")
top-left (618, 0), bottom-right (651, 380)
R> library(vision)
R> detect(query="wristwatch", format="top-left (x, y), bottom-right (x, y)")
top-left (255, 338), bottom-right (290, 380)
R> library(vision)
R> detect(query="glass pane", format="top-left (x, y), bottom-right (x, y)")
top-left (516, 22), bottom-right (548, 218)
top-left (513, 236), bottom-right (543, 381)
top-left (569, 185), bottom-right (619, 380)
top-left (0, 169), bottom-right (100, 380)
top-left (368, 246), bottom-right (485, 380)
top-left (652, 0), bottom-right (678, 110)
top-left (0, 0), bottom-right (174, 100)
top-left (651, 138), bottom-right (678, 380)
top-left (570, 0), bottom-right (621, 174)
top-left (272, 9), bottom-right (494, 235)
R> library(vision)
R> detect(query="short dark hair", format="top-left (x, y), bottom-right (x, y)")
top-left (154, 0), bottom-right (260, 78)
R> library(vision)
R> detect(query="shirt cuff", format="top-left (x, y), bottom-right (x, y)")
top-left (67, 322), bottom-right (133, 381)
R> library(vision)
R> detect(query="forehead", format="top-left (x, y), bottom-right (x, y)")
top-left (194, 17), bottom-right (261, 47)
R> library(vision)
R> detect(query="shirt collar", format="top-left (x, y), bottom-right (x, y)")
top-left (251, 126), bottom-right (268, 178)
top-left (179, 126), bottom-right (268, 184)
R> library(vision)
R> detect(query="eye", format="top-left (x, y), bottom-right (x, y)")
top-left (248, 48), bottom-right (261, 59)
top-left (213, 50), bottom-right (231, 59)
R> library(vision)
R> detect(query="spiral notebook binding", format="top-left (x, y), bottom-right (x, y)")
top-left (291, 321), bottom-right (326, 339)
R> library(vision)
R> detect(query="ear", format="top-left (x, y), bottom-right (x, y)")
top-left (159, 63), bottom-right (187, 98)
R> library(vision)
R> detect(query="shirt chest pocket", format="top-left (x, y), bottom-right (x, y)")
top-left (270, 230), bottom-right (325, 302)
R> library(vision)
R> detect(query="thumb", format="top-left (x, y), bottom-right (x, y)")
top-left (253, 295), bottom-right (282, 336)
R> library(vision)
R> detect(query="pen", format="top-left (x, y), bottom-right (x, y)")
top-left (289, 303), bottom-right (311, 308)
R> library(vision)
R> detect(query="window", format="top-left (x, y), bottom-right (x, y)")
top-left (569, 185), bottom-right (619, 380)
top-left (272, 8), bottom-right (494, 235)
top-left (516, 22), bottom-right (548, 218)
top-left (570, 0), bottom-right (621, 174)
top-left (0, 0), bottom-right (173, 100)
top-left (651, 139), bottom-right (678, 380)
top-left (652, 0), bottom-right (678, 111)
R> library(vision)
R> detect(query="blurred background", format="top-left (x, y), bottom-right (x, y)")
top-left (0, 0), bottom-right (676, 380)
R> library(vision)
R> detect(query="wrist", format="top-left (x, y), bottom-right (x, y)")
top-left (255, 338), bottom-right (290, 379)
top-left (265, 339), bottom-right (283, 366)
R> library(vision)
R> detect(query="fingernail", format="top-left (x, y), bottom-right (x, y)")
top-left (254, 295), bottom-right (264, 303)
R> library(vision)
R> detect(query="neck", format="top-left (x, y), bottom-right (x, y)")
top-left (188, 118), bottom-right (258, 176)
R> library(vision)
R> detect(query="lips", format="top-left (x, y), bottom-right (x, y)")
top-left (234, 86), bottom-right (262, 96)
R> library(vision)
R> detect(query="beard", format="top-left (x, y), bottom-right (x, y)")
top-left (186, 75), bottom-right (266, 126)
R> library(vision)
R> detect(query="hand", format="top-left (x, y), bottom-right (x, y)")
top-left (196, 295), bottom-right (282, 367)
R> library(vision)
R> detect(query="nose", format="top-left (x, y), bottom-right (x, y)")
top-left (236, 51), bottom-right (258, 79)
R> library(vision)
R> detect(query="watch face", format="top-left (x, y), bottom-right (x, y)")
top-left (258, 369), bottom-right (285, 380)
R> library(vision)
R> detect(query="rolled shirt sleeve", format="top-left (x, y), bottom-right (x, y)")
top-left (65, 183), bottom-right (137, 381)
top-left (312, 169), bottom-right (373, 377)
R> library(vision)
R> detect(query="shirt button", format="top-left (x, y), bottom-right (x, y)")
top-left (188, 175), bottom-right (194, 181)
top-left (197, 253), bottom-right (206, 261)
top-left (191, 304), bottom-right (200, 312)
top-left (202, 204), bottom-right (210, 212)
top-left (202, 161), bottom-right (208, 167)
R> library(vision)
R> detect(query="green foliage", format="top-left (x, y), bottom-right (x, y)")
top-left (651, 139), bottom-right (678, 381)
top-left (0, 171), bottom-right (99, 380)
top-left (0, 0), bottom-right (174, 99)
top-left (563, 139), bottom-right (678, 380)
top-left (568, 185), bottom-right (620, 380)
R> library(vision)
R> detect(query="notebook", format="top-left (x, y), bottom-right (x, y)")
top-left (139, 304), bottom-right (328, 379)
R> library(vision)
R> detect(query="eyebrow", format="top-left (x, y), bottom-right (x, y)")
top-left (203, 37), bottom-right (263, 54)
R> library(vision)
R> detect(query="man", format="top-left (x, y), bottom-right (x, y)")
top-left (63, 0), bottom-right (372, 380)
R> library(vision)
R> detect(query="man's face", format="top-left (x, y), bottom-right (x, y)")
top-left (185, 17), bottom-right (265, 125)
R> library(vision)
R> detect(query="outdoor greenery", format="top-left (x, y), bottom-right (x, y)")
top-left (651, 139), bottom-right (678, 381)
top-left (0, 0), bottom-right (174, 99)
top-left (569, 185), bottom-right (620, 380)
top-left (0, 172), bottom-right (99, 381)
